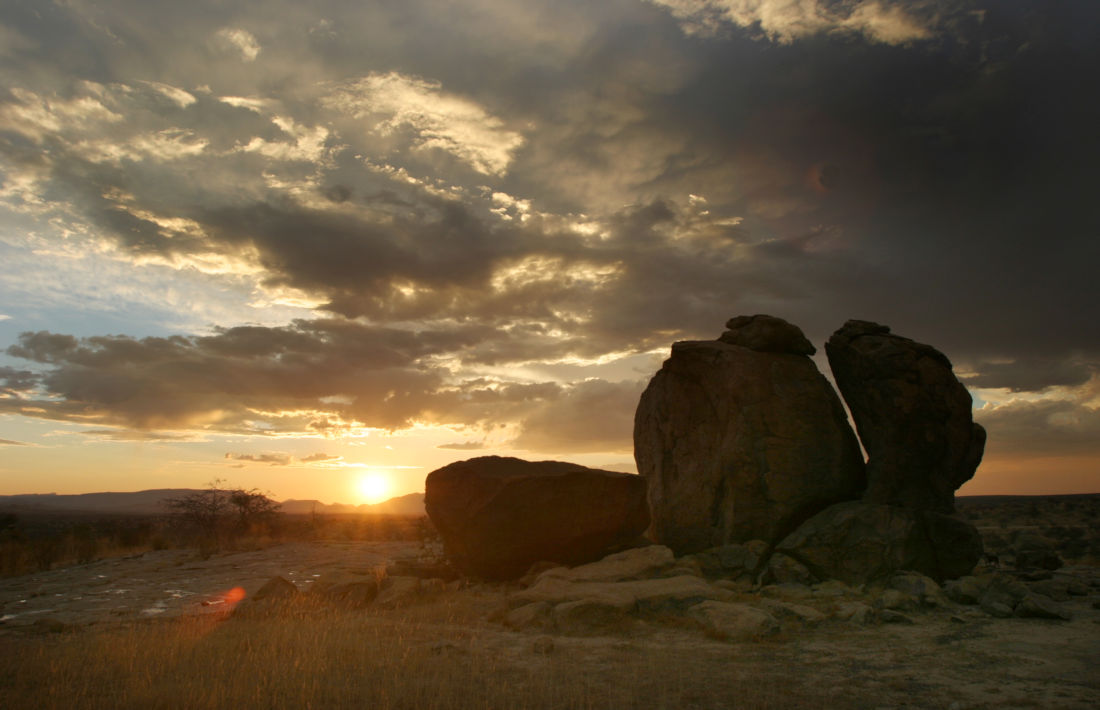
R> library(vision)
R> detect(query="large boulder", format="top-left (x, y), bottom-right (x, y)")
top-left (634, 315), bottom-right (865, 554)
top-left (825, 320), bottom-right (986, 512)
top-left (774, 501), bottom-right (983, 584)
top-left (424, 456), bottom-right (649, 580)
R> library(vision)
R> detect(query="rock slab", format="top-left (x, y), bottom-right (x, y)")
top-left (634, 315), bottom-right (865, 554)
top-left (774, 501), bottom-right (983, 584)
top-left (424, 456), bottom-right (649, 580)
top-left (825, 320), bottom-right (986, 512)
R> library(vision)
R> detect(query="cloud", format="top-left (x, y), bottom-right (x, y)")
top-left (647, 0), bottom-right (934, 44)
top-left (977, 398), bottom-right (1100, 459)
top-left (323, 72), bottom-right (524, 176)
top-left (301, 452), bottom-right (341, 463)
top-left (510, 379), bottom-right (645, 454)
top-left (437, 441), bottom-right (486, 451)
top-left (962, 358), bottom-right (1096, 393)
top-left (226, 452), bottom-right (292, 466)
top-left (0, 438), bottom-right (28, 446)
top-left (80, 429), bottom-right (195, 442)
top-left (214, 28), bottom-right (261, 61)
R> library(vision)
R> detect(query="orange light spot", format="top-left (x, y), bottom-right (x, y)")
top-left (225, 586), bottom-right (246, 605)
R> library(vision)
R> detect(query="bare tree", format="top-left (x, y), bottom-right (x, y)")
top-left (164, 480), bottom-right (281, 556)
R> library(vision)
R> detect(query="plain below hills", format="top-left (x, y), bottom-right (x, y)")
top-left (0, 490), bottom-right (426, 517)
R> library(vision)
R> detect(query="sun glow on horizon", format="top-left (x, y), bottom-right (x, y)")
top-left (355, 472), bottom-right (391, 505)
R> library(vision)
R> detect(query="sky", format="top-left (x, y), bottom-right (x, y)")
top-left (1, 0), bottom-right (1097, 505)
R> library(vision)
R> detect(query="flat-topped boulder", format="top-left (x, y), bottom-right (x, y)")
top-left (634, 316), bottom-right (865, 554)
top-left (424, 456), bottom-right (649, 580)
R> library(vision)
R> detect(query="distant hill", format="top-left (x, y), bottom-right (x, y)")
top-left (0, 489), bottom-right (426, 517)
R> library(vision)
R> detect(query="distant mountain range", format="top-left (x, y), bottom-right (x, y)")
top-left (0, 489), bottom-right (426, 517)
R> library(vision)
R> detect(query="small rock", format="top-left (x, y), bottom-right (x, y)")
top-left (713, 578), bottom-right (754, 593)
top-left (1064, 579), bottom-right (1088, 596)
top-left (1014, 593), bottom-right (1072, 621)
top-left (876, 589), bottom-right (919, 612)
top-left (553, 598), bottom-right (633, 634)
top-left (504, 601), bottom-right (552, 630)
top-left (944, 576), bottom-right (986, 605)
top-left (889, 571), bottom-right (948, 606)
top-left (312, 571), bottom-right (380, 608)
top-left (519, 561), bottom-right (565, 587)
top-left (765, 553), bottom-right (816, 585)
top-left (375, 576), bottom-right (422, 609)
top-left (981, 600), bottom-right (1014, 618)
top-left (689, 601), bottom-right (780, 640)
top-left (834, 602), bottom-right (874, 625)
top-left (761, 599), bottom-right (826, 624)
top-left (252, 576), bottom-right (299, 602)
top-left (813, 579), bottom-right (858, 598)
top-left (760, 583), bottom-right (813, 601)
top-left (879, 610), bottom-right (915, 624)
top-left (537, 546), bottom-right (675, 584)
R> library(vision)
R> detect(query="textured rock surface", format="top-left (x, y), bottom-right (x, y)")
top-left (535, 545), bottom-right (675, 584)
top-left (774, 501), bottom-right (983, 584)
top-left (634, 316), bottom-right (865, 554)
top-left (424, 456), bottom-right (649, 580)
top-left (825, 320), bottom-right (986, 512)
top-left (689, 601), bottom-right (780, 640)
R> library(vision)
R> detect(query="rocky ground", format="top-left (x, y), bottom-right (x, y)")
top-left (1, 538), bottom-right (1097, 709)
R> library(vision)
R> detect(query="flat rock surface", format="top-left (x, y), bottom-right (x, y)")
top-left (0, 541), bottom-right (405, 626)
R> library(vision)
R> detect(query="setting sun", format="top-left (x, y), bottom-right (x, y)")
top-left (356, 473), bottom-right (391, 505)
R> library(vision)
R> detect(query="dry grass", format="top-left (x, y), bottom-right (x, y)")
top-left (0, 594), bottom-right (842, 710)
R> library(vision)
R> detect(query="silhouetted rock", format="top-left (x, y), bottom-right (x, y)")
top-left (634, 316), bottom-right (865, 554)
top-left (774, 501), bottom-right (983, 584)
top-left (424, 456), bottom-right (649, 580)
top-left (825, 320), bottom-right (986, 512)
top-left (718, 314), bottom-right (817, 355)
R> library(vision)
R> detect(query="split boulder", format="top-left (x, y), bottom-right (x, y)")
top-left (634, 315), bottom-right (865, 553)
top-left (825, 320), bottom-right (986, 512)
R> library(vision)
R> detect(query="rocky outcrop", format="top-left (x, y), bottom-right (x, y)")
top-left (773, 501), bottom-right (983, 584)
top-left (634, 315), bottom-right (865, 554)
top-left (424, 456), bottom-right (649, 580)
top-left (825, 320), bottom-right (986, 513)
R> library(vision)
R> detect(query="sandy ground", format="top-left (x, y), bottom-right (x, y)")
top-left (2, 541), bottom-right (1098, 709)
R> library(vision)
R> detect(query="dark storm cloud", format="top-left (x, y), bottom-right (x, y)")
top-left (976, 394), bottom-right (1100, 458)
top-left (0, 365), bottom-right (39, 394)
top-left (964, 358), bottom-right (1096, 394)
top-left (1, 0), bottom-right (1098, 457)
top-left (1, 322), bottom-right (625, 449)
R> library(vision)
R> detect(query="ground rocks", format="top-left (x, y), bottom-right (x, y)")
top-left (774, 501), bottom-right (983, 584)
top-left (690, 601), bottom-right (780, 640)
top-left (825, 320), bottom-right (986, 513)
top-left (424, 456), bottom-right (649, 580)
top-left (634, 316), bottom-right (865, 554)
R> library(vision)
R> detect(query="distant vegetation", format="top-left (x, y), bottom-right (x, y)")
top-left (0, 482), bottom-right (432, 577)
